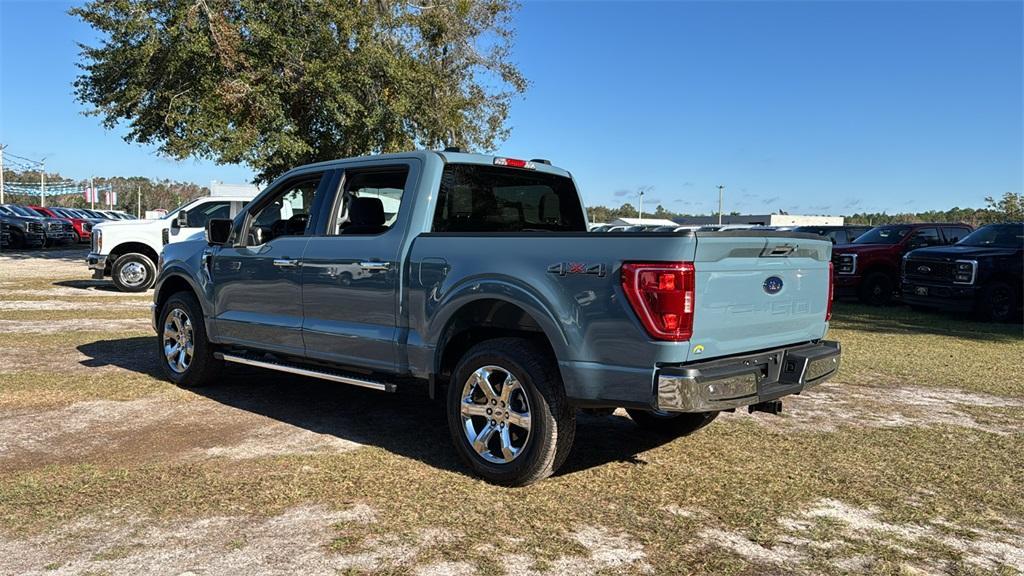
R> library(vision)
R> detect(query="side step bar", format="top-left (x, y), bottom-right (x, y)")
top-left (216, 352), bottom-right (397, 392)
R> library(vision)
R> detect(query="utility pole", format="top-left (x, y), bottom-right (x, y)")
top-left (39, 158), bottom-right (46, 207)
top-left (638, 188), bottom-right (645, 220)
top-left (0, 144), bottom-right (5, 204)
top-left (137, 185), bottom-right (141, 218)
top-left (717, 185), bottom-right (724, 225)
top-left (90, 177), bottom-right (95, 210)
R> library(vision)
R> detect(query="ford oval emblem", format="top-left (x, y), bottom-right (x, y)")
top-left (917, 265), bottom-right (931, 274)
top-left (763, 276), bottom-right (784, 295)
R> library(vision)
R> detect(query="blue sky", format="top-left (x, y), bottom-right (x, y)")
top-left (1, 1), bottom-right (1021, 215)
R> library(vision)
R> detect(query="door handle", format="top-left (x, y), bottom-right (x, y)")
top-left (273, 259), bottom-right (300, 268)
top-left (359, 261), bottom-right (390, 271)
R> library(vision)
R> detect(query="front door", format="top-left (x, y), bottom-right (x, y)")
top-left (210, 171), bottom-right (332, 355)
top-left (300, 161), bottom-right (418, 373)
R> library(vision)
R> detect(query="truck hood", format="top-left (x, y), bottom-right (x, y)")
top-left (94, 219), bottom-right (163, 233)
top-left (905, 245), bottom-right (1019, 260)
top-left (832, 243), bottom-right (894, 256)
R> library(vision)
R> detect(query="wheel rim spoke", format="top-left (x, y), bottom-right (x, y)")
top-left (499, 426), bottom-right (516, 460)
top-left (472, 369), bottom-right (499, 401)
top-left (507, 409), bottom-right (530, 431)
top-left (460, 400), bottom-right (490, 418)
top-left (472, 422), bottom-right (496, 455)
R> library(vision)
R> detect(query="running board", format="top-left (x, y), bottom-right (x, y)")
top-left (216, 352), bottom-right (396, 392)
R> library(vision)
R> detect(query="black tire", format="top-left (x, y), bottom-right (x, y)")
top-left (626, 409), bottom-right (718, 437)
top-left (156, 291), bottom-right (222, 386)
top-left (858, 271), bottom-right (894, 305)
top-left (111, 252), bottom-right (156, 292)
top-left (10, 230), bottom-right (24, 249)
top-left (446, 337), bottom-right (576, 486)
top-left (978, 281), bottom-right (1019, 322)
top-left (73, 231), bottom-right (82, 243)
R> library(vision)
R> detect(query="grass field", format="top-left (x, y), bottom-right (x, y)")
top-left (1, 248), bottom-right (1022, 575)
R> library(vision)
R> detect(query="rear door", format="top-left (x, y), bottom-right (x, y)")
top-left (688, 233), bottom-right (831, 361)
top-left (299, 160), bottom-right (419, 373)
top-left (941, 225), bottom-right (971, 244)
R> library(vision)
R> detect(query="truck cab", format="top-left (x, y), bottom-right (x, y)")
top-left (831, 223), bottom-right (972, 305)
top-left (88, 194), bottom-right (254, 292)
top-left (152, 150), bottom-right (841, 485)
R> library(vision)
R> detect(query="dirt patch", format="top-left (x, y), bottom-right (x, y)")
top-left (1, 286), bottom-right (149, 299)
top-left (722, 381), bottom-right (1024, 435)
top-left (0, 318), bottom-right (151, 334)
top-left (692, 497), bottom-right (1024, 573)
top-left (0, 396), bottom-right (362, 470)
top-left (0, 503), bottom-right (371, 576)
top-left (0, 300), bottom-right (148, 311)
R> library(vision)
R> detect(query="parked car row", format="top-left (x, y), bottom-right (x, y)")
top-left (589, 220), bottom-right (1020, 321)
top-left (0, 204), bottom-right (136, 249)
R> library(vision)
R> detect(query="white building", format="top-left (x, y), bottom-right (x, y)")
top-left (210, 180), bottom-right (261, 197)
top-left (608, 217), bottom-right (680, 227)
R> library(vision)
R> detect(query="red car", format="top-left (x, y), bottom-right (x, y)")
top-left (832, 223), bottom-right (973, 305)
top-left (29, 205), bottom-right (93, 243)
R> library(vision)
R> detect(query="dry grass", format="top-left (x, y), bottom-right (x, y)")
top-left (0, 249), bottom-right (1021, 575)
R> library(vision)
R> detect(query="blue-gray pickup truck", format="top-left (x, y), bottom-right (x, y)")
top-left (153, 150), bottom-right (841, 485)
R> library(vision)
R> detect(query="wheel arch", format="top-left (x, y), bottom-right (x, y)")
top-left (109, 241), bottom-right (160, 264)
top-left (155, 271), bottom-right (210, 319)
top-left (431, 293), bottom-right (567, 399)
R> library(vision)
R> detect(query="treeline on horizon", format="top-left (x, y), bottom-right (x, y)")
top-left (587, 192), bottom-right (1022, 227)
top-left (1, 168), bottom-right (209, 216)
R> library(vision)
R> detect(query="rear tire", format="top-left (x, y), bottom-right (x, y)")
top-left (446, 337), bottom-right (576, 486)
top-left (156, 291), bottom-right (222, 387)
top-left (626, 409), bottom-right (718, 437)
top-left (858, 272), bottom-right (894, 305)
top-left (112, 252), bottom-right (156, 292)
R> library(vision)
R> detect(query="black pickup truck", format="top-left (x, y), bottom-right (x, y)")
top-left (902, 223), bottom-right (1023, 321)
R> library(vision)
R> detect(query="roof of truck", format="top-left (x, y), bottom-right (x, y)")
top-left (280, 150), bottom-right (572, 181)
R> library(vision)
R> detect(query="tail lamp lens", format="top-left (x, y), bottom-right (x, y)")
top-left (621, 262), bottom-right (695, 341)
top-left (826, 261), bottom-right (834, 321)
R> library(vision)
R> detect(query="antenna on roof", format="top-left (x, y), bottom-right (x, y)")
top-left (443, 146), bottom-right (464, 153)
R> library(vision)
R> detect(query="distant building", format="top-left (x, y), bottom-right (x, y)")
top-left (608, 217), bottom-right (680, 227)
top-left (210, 180), bottom-right (260, 197)
top-left (673, 214), bottom-right (844, 227)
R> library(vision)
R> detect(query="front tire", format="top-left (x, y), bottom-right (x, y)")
top-left (626, 409), bottom-right (718, 437)
top-left (157, 291), bottom-right (222, 386)
top-left (858, 272), bottom-right (894, 305)
top-left (446, 338), bottom-right (575, 486)
top-left (978, 281), bottom-right (1019, 322)
top-left (112, 252), bottom-right (156, 292)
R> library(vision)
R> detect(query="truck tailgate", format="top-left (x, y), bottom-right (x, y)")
top-left (688, 233), bottom-right (831, 361)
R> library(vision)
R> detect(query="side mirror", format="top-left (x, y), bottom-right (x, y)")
top-left (206, 218), bottom-right (232, 245)
top-left (175, 210), bottom-right (188, 229)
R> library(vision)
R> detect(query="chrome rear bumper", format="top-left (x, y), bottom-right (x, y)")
top-left (656, 341), bottom-right (841, 413)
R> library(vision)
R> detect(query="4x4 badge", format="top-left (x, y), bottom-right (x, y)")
top-left (547, 262), bottom-right (606, 277)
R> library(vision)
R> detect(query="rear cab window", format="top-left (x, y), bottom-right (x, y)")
top-left (432, 163), bottom-right (586, 232)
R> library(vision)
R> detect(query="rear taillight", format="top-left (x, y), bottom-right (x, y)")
top-left (826, 262), bottom-right (834, 321)
top-left (621, 262), bottom-right (695, 341)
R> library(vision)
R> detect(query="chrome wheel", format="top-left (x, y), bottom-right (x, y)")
top-left (120, 261), bottom-right (148, 287)
top-left (162, 308), bottom-right (194, 374)
top-left (460, 365), bottom-right (532, 464)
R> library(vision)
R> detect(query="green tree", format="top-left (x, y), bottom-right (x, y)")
top-left (71, 0), bottom-right (527, 182)
top-left (985, 192), bottom-right (1023, 221)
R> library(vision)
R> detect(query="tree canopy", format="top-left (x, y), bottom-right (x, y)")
top-left (71, 0), bottom-right (527, 182)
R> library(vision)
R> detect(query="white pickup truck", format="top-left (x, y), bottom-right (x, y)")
top-left (88, 194), bottom-right (255, 291)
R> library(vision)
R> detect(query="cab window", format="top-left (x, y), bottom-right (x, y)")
top-left (244, 174), bottom-right (325, 245)
top-left (185, 201), bottom-right (232, 228)
top-left (328, 166), bottom-right (409, 235)
top-left (907, 227), bottom-right (941, 249)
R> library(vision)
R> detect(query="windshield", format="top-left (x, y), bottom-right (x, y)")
top-left (852, 225), bottom-right (911, 245)
top-left (6, 205), bottom-right (41, 218)
top-left (957, 224), bottom-right (1023, 248)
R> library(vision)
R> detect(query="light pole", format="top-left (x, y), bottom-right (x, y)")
top-left (0, 144), bottom-right (5, 204)
top-left (638, 189), bottom-right (645, 220)
top-left (717, 185), bottom-right (724, 225)
top-left (39, 158), bottom-right (48, 207)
